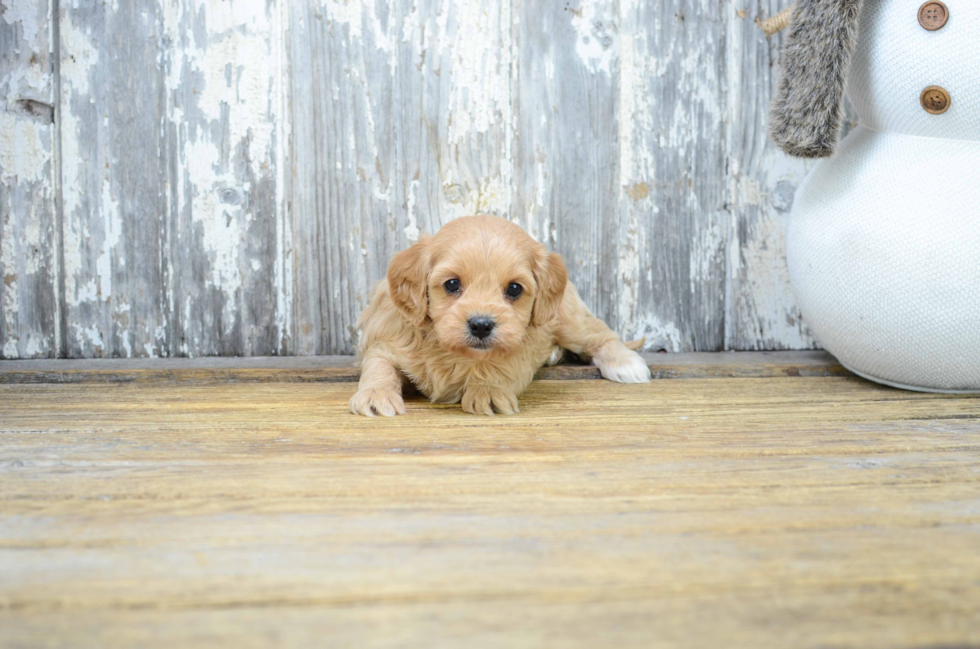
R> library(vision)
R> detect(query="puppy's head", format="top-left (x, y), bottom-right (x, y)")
top-left (387, 215), bottom-right (567, 356)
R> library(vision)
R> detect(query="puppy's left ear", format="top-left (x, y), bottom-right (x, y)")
top-left (531, 249), bottom-right (568, 327)
top-left (387, 236), bottom-right (431, 326)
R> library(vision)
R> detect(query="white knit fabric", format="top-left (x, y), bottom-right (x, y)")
top-left (848, 0), bottom-right (980, 140)
top-left (787, 0), bottom-right (980, 392)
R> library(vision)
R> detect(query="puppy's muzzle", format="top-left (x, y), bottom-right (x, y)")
top-left (467, 316), bottom-right (496, 341)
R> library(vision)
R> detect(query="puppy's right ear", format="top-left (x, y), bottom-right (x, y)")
top-left (387, 236), bottom-right (431, 326)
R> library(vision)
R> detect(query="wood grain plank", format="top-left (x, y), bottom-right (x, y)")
top-left (58, 0), bottom-right (171, 358)
top-left (0, 350), bottom-right (848, 384)
top-left (1, 377), bottom-right (979, 647)
top-left (0, 0), bottom-right (57, 359)
top-left (56, 0), bottom-right (285, 359)
top-left (3, 594), bottom-right (980, 649)
top-left (725, 0), bottom-right (819, 350)
top-left (513, 0), bottom-right (617, 342)
top-left (165, 0), bottom-right (284, 357)
top-left (514, 0), bottom-right (729, 353)
top-left (624, 0), bottom-right (729, 352)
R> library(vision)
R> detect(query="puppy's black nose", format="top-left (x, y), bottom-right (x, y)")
top-left (468, 317), bottom-right (496, 340)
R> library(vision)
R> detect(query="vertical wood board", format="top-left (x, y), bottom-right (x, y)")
top-left (725, 0), bottom-right (818, 351)
top-left (58, 0), bottom-right (170, 357)
top-left (0, 0), bottom-right (56, 358)
top-left (165, 0), bottom-right (284, 357)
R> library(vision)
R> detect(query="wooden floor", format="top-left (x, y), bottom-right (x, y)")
top-left (2, 353), bottom-right (979, 648)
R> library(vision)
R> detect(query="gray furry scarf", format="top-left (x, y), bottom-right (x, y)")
top-left (769, 0), bottom-right (865, 158)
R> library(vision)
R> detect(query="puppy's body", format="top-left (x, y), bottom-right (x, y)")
top-left (351, 216), bottom-right (650, 416)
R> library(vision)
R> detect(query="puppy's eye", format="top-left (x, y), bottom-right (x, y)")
top-left (505, 282), bottom-right (523, 299)
top-left (444, 278), bottom-right (461, 294)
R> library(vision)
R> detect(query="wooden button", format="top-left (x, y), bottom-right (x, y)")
top-left (920, 86), bottom-right (951, 114)
top-left (918, 1), bottom-right (949, 30)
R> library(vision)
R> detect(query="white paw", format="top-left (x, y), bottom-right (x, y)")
top-left (349, 388), bottom-right (407, 417)
top-left (594, 345), bottom-right (651, 384)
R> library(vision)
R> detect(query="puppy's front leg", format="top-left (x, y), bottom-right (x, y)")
top-left (349, 351), bottom-right (407, 417)
top-left (557, 287), bottom-right (652, 384)
top-left (461, 382), bottom-right (520, 416)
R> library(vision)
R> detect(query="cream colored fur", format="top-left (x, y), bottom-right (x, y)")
top-left (350, 215), bottom-right (651, 416)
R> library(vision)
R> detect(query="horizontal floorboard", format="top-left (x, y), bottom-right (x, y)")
top-left (2, 370), bottom-right (980, 647)
top-left (0, 351), bottom-right (848, 384)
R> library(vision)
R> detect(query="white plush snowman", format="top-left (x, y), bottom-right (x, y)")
top-left (771, 0), bottom-right (980, 392)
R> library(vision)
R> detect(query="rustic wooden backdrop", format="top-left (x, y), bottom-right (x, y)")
top-left (0, 0), bottom-right (817, 359)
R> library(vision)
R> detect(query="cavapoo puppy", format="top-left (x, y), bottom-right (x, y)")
top-left (350, 215), bottom-right (651, 416)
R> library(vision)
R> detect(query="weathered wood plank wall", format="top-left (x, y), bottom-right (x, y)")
top-left (0, 0), bottom-right (818, 359)
top-left (1, 0), bottom-right (57, 358)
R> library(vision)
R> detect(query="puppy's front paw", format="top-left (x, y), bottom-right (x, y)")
top-left (349, 388), bottom-right (407, 417)
top-left (461, 385), bottom-right (520, 416)
top-left (594, 342), bottom-right (652, 384)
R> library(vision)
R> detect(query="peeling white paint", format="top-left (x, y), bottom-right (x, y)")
top-left (615, 1), bottom-right (653, 332)
top-left (59, 14), bottom-right (98, 311)
top-left (74, 279), bottom-right (99, 305)
top-left (322, 0), bottom-right (365, 39)
top-left (188, 151), bottom-right (245, 298)
top-left (59, 16), bottom-right (99, 97)
top-left (523, 153), bottom-right (552, 245)
top-left (441, 175), bottom-right (509, 221)
top-left (22, 216), bottom-right (42, 275)
top-left (432, 0), bottom-right (515, 230)
top-left (442, 0), bottom-right (511, 146)
top-left (725, 119), bottom-right (817, 349)
top-left (23, 333), bottom-right (44, 357)
top-left (617, 19), bottom-right (637, 190)
top-left (0, 0), bottom-right (55, 359)
top-left (75, 324), bottom-right (105, 352)
top-left (616, 213), bottom-right (641, 327)
top-left (401, 1), bottom-right (421, 45)
top-left (0, 200), bottom-right (47, 343)
top-left (121, 329), bottom-right (133, 358)
top-left (570, 0), bottom-right (617, 76)
top-left (321, 0), bottom-right (393, 63)
top-left (0, 113), bottom-right (50, 184)
top-left (404, 178), bottom-right (421, 242)
top-left (738, 212), bottom-right (800, 334)
top-left (274, 0), bottom-right (292, 355)
top-left (733, 175), bottom-right (766, 208)
top-left (97, 174), bottom-right (122, 301)
top-left (691, 222), bottom-right (724, 285)
top-left (2, 59), bottom-right (48, 101)
top-left (163, 0), bottom-right (281, 343)
top-left (1, 0), bottom-right (40, 48)
top-left (633, 314), bottom-right (684, 352)
top-left (169, 2), bottom-right (277, 180)
top-left (1, 213), bottom-right (20, 317)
